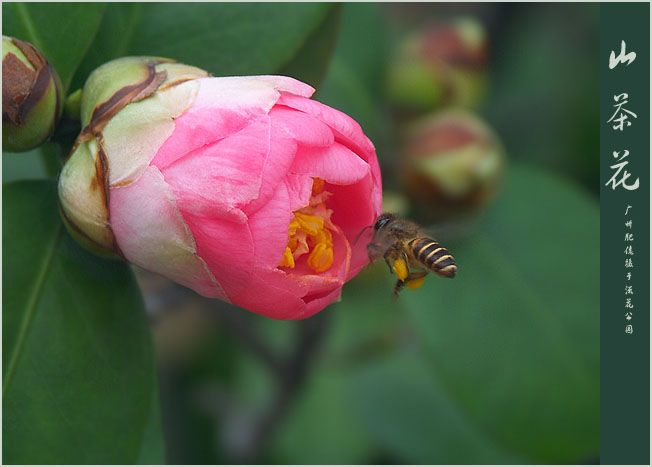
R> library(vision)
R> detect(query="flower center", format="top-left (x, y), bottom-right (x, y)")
top-left (279, 178), bottom-right (335, 273)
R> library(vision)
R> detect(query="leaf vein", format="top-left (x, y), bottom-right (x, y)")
top-left (2, 223), bottom-right (62, 398)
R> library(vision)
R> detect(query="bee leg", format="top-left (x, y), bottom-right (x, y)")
top-left (394, 270), bottom-right (427, 298)
top-left (392, 253), bottom-right (412, 298)
top-left (393, 278), bottom-right (407, 298)
top-left (383, 248), bottom-right (398, 274)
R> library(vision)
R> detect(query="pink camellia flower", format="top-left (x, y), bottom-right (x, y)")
top-left (58, 57), bottom-right (382, 319)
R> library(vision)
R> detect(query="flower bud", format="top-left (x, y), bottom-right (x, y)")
top-left (386, 18), bottom-right (488, 115)
top-left (2, 36), bottom-right (63, 152)
top-left (400, 109), bottom-right (505, 220)
top-left (58, 57), bottom-right (382, 319)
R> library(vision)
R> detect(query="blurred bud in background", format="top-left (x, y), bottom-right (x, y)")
top-left (400, 109), bottom-right (505, 221)
top-left (2, 36), bottom-right (63, 152)
top-left (386, 17), bottom-right (488, 117)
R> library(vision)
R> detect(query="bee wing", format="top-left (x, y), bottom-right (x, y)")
top-left (422, 216), bottom-right (480, 243)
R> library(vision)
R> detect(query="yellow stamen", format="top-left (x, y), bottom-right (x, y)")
top-left (294, 212), bottom-right (323, 236)
top-left (280, 246), bottom-right (295, 268)
top-left (307, 242), bottom-right (334, 272)
top-left (394, 258), bottom-right (409, 281)
top-left (406, 276), bottom-right (427, 290)
top-left (288, 220), bottom-right (300, 236)
top-left (311, 228), bottom-right (333, 247)
top-left (279, 177), bottom-right (335, 273)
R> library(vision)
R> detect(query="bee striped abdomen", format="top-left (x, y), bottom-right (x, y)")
top-left (408, 237), bottom-right (457, 278)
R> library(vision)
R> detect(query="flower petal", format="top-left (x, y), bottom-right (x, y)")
top-left (290, 142), bottom-right (370, 185)
top-left (109, 166), bottom-right (226, 299)
top-left (247, 180), bottom-right (296, 268)
top-left (275, 94), bottom-right (383, 206)
top-left (241, 117), bottom-right (300, 216)
top-left (152, 76), bottom-right (313, 170)
top-left (230, 271), bottom-right (310, 320)
top-left (231, 266), bottom-right (344, 320)
top-left (179, 209), bottom-right (255, 301)
top-left (285, 174), bottom-right (314, 212)
top-left (269, 105), bottom-right (334, 147)
top-left (276, 92), bottom-right (376, 158)
top-left (252, 75), bottom-right (315, 98)
top-left (325, 177), bottom-right (381, 278)
top-left (302, 287), bottom-right (343, 319)
top-left (161, 117), bottom-right (272, 223)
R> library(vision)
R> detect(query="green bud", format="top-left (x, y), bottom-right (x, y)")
top-left (2, 36), bottom-right (63, 152)
top-left (386, 18), bottom-right (488, 116)
top-left (400, 109), bottom-right (506, 220)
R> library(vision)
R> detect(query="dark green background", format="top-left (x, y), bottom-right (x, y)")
top-left (600, 3), bottom-right (650, 465)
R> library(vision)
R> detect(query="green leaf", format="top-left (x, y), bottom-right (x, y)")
top-left (2, 180), bottom-right (164, 464)
top-left (403, 164), bottom-right (600, 463)
top-left (2, 146), bottom-right (53, 183)
top-left (137, 377), bottom-right (167, 465)
top-left (71, 3), bottom-right (145, 92)
top-left (485, 4), bottom-right (600, 191)
top-left (278, 4), bottom-right (342, 91)
top-left (325, 267), bottom-right (519, 464)
top-left (2, 2), bottom-right (106, 92)
top-left (72, 3), bottom-right (339, 94)
top-left (318, 3), bottom-right (390, 159)
top-left (327, 264), bottom-right (405, 364)
top-left (350, 349), bottom-right (523, 464)
top-left (126, 3), bottom-right (333, 76)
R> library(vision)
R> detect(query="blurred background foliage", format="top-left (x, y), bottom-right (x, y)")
top-left (3, 2), bottom-right (599, 464)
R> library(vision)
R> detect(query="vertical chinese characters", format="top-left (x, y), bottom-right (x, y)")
top-left (623, 208), bottom-right (635, 333)
top-left (605, 40), bottom-right (640, 195)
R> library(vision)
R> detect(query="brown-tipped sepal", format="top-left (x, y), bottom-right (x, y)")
top-left (2, 36), bottom-right (63, 152)
top-left (58, 136), bottom-right (120, 257)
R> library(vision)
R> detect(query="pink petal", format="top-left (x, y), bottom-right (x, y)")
top-left (284, 174), bottom-right (314, 212)
top-left (180, 209), bottom-right (255, 301)
top-left (301, 286), bottom-right (343, 319)
top-left (269, 106), bottom-right (334, 147)
top-left (231, 269), bottom-right (343, 320)
top-left (241, 118), bottom-right (300, 216)
top-left (276, 93), bottom-right (376, 159)
top-left (290, 142), bottom-right (370, 185)
top-left (109, 166), bottom-right (227, 299)
top-left (152, 76), bottom-right (312, 170)
top-left (251, 75), bottom-right (315, 97)
top-left (325, 177), bottom-right (381, 279)
top-left (247, 180), bottom-right (295, 268)
top-left (161, 117), bottom-right (272, 223)
top-left (230, 271), bottom-right (310, 320)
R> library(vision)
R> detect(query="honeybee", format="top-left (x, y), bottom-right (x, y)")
top-left (365, 213), bottom-right (457, 296)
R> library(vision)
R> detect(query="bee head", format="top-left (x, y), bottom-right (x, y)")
top-left (373, 212), bottom-right (396, 232)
